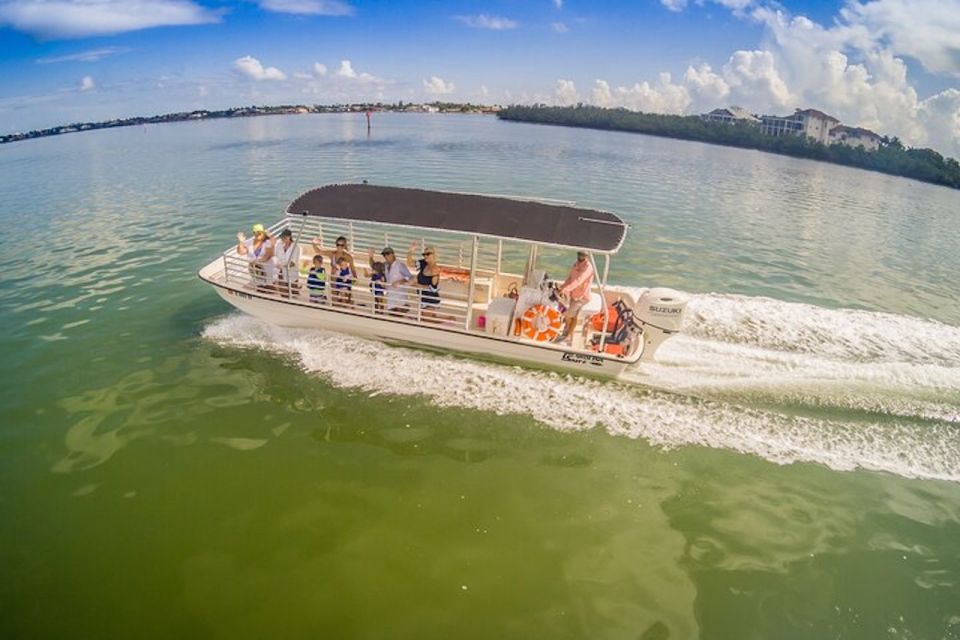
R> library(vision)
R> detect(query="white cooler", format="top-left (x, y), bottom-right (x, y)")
top-left (485, 297), bottom-right (517, 336)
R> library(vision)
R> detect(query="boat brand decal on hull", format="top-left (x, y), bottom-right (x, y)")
top-left (562, 352), bottom-right (605, 366)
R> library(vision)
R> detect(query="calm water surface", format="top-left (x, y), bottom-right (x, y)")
top-left (1, 114), bottom-right (959, 639)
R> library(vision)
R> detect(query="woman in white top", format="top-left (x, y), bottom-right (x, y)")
top-left (274, 228), bottom-right (301, 296)
top-left (236, 223), bottom-right (276, 289)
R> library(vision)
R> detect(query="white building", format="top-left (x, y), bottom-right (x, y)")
top-left (702, 106), bottom-right (760, 125)
top-left (829, 125), bottom-right (882, 152)
top-left (760, 108), bottom-right (840, 144)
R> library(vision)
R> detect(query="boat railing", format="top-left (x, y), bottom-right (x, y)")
top-left (277, 215), bottom-right (503, 274)
top-left (220, 250), bottom-right (472, 327)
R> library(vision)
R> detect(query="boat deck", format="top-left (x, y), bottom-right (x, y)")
top-left (204, 246), bottom-right (628, 356)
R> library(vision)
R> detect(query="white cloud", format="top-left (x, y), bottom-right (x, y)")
top-left (79, 75), bottom-right (94, 91)
top-left (336, 59), bottom-right (357, 78)
top-left (638, 1), bottom-right (960, 155)
top-left (552, 21), bottom-right (568, 33)
top-left (683, 63), bottom-right (730, 108)
top-left (589, 73), bottom-right (692, 113)
top-left (553, 0), bottom-right (563, 7)
top-left (454, 14), bottom-right (518, 30)
top-left (839, 0), bottom-right (960, 77)
top-left (918, 89), bottom-right (960, 149)
top-left (36, 46), bottom-right (129, 63)
top-left (332, 59), bottom-right (380, 83)
top-left (554, 79), bottom-right (580, 106)
top-left (722, 49), bottom-right (793, 111)
top-left (662, 0), bottom-right (753, 13)
top-left (313, 62), bottom-right (327, 76)
top-left (0, 0), bottom-right (220, 38)
top-left (423, 75), bottom-right (455, 95)
top-left (257, 0), bottom-right (353, 16)
top-left (234, 56), bottom-right (287, 81)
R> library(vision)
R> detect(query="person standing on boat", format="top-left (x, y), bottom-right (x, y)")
top-left (236, 223), bottom-right (276, 290)
top-left (307, 255), bottom-right (327, 303)
top-left (312, 235), bottom-right (356, 275)
top-left (332, 255), bottom-right (355, 307)
top-left (554, 251), bottom-right (594, 344)
top-left (407, 241), bottom-right (441, 318)
top-left (369, 246), bottom-right (413, 315)
top-left (274, 228), bottom-right (301, 297)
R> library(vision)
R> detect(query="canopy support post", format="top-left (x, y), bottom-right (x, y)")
top-left (590, 253), bottom-right (609, 354)
top-left (464, 235), bottom-right (479, 330)
top-left (288, 214), bottom-right (307, 299)
top-left (525, 244), bottom-right (538, 284)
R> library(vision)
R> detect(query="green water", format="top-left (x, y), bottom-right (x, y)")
top-left (2, 114), bottom-right (959, 639)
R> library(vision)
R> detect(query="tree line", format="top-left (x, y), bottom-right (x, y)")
top-left (497, 105), bottom-right (960, 190)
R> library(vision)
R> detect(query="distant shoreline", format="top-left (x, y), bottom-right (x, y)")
top-left (0, 102), bottom-right (498, 146)
top-left (497, 106), bottom-right (960, 191)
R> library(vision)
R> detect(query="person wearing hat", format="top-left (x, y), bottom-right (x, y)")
top-left (236, 223), bottom-right (276, 289)
top-left (368, 245), bottom-right (412, 315)
top-left (407, 240), bottom-right (442, 319)
top-left (274, 228), bottom-right (301, 297)
top-left (553, 250), bottom-right (594, 344)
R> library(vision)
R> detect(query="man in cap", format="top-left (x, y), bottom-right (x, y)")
top-left (553, 250), bottom-right (594, 345)
top-left (368, 246), bottom-right (413, 314)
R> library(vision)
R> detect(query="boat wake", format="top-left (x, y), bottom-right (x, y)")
top-left (629, 293), bottom-right (960, 424)
top-left (202, 292), bottom-right (960, 482)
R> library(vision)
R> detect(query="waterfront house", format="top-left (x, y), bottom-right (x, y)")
top-left (702, 106), bottom-right (760, 125)
top-left (828, 125), bottom-right (882, 151)
top-left (760, 108), bottom-right (839, 144)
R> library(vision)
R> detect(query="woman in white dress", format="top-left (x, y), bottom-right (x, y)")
top-left (274, 228), bottom-right (301, 297)
top-left (236, 223), bottom-right (276, 290)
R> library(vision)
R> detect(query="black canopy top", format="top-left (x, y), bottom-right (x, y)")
top-left (286, 184), bottom-right (627, 253)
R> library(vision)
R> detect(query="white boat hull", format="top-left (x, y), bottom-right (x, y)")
top-left (205, 280), bottom-right (635, 378)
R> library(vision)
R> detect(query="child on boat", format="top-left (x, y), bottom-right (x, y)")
top-left (332, 255), bottom-right (354, 307)
top-left (368, 261), bottom-right (386, 313)
top-left (307, 255), bottom-right (327, 303)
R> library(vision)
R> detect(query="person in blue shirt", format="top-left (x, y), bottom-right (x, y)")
top-left (307, 255), bottom-right (327, 303)
top-left (368, 261), bottom-right (386, 313)
top-left (332, 255), bottom-right (355, 307)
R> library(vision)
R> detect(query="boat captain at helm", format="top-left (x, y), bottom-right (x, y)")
top-left (553, 250), bottom-right (594, 344)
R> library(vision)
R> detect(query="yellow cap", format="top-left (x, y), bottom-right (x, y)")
top-left (252, 223), bottom-right (265, 233)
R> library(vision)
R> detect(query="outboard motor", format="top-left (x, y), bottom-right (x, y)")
top-left (634, 288), bottom-right (688, 361)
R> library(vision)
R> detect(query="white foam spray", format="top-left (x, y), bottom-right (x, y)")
top-left (628, 293), bottom-right (960, 423)
top-left (202, 292), bottom-right (960, 483)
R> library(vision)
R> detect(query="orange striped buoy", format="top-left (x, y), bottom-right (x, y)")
top-left (521, 304), bottom-right (563, 341)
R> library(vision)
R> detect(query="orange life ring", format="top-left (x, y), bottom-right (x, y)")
top-left (521, 304), bottom-right (562, 341)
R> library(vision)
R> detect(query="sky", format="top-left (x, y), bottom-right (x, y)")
top-left (1, 0), bottom-right (959, 157)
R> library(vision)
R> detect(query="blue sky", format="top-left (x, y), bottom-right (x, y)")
top-left (1, 0), bottom-right (959, 155)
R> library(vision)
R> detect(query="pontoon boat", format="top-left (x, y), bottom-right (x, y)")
top-left (198, 184), bottom-right (688, 378)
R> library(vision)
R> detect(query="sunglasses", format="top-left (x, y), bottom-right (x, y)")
top-left (422, 251), bottom-right (434, 257)
top-left (336, 242), bottom-right (346, 247)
